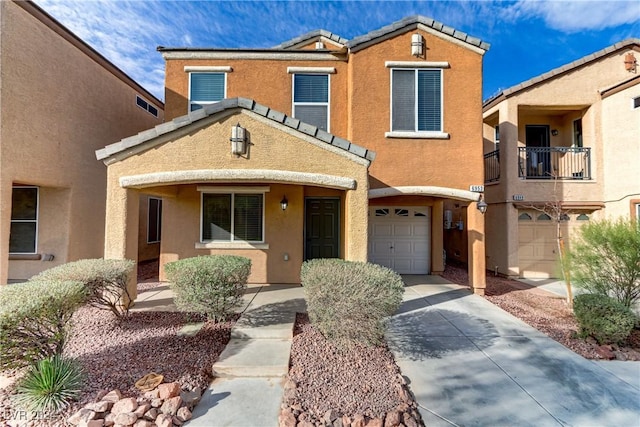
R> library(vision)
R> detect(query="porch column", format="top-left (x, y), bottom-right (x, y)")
top-left (345, 182), bottom-right (369, 262)
top-left (431, 200), bottom-right (444, 274)
top-left (104, 175), bottom-right (139, 304)
top-left (0, 180), bottom-right (12, 285)
top-left (467, 202), bottom-right (486, 295)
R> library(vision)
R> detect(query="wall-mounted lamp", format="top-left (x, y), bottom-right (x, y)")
top-left (230, 123), bottom-right (247, 156)
top-left (411, 34), bottom-right (424, 57)
top-left (280, 195), bottom-right (288, 211)
top-left (551, 129), bottom-right (559, 136)
top-left (624, 52), bottom-right (637, 73)
top-left (477, 196), bottom-right (488, 214)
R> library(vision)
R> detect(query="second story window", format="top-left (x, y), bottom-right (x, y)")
top-left (293, 74), bottom-right (329, 131)
top-left (391, 68), bottom-right (442, 133)
top-left (189, 72), bottom-right (225, 111)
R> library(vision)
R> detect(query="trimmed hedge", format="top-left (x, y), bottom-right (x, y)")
top-left (164, 255), bottom-right (251, 322)
top-left (573, 293), bottom-right (635, 345)
top-left (301, 259), bottom-right (404, 347)
top-left (31, 259), bottom-right (135, 318)
top-left (0, 280), bottom-right (87, 370)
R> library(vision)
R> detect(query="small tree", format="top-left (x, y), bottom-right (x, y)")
top-left (567, 218), bottom-right (640, 309)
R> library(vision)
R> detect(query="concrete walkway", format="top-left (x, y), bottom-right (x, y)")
top-left (186, 284), bottom-right (305, 427)
top-left (387, 276), bottom-right (640, 427)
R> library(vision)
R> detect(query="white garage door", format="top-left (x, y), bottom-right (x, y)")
top-left (369, 206), bottom-right (431, 274)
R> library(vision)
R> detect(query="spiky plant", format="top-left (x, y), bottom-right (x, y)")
top-left (13, 355), bottom-right (84, 414)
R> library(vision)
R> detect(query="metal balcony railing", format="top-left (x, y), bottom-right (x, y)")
top-left (484, 150), bottom-right (500, 183)
top-left (518, 147), bottom-right (591, 180)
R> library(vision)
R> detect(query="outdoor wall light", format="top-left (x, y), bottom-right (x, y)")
top-left (411, 33), bottom-right (424, 57)
top-left (551, 129), bottom-right (559, 136)
top-left (230, 123), bottom-right (247, 156)
top-left (280, 195), bottom-right (288, 211)
top-left (477, 196), bottom-right (488, 214)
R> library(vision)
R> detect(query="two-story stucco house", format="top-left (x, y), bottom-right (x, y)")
top-left (96, 16), bottom-right (490, 300)
top-left (0, 0), bottom-right (164, 284)
top-left (482, 39), bottom-right (640, 278)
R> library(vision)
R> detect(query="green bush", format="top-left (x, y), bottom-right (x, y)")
top-left (32, 259), bottom-right (135, 318)
top-left (567, 218), bottom-right (640, 309)
top-left (13, 355), bottom-right (83, 414)
top-left (0, 280), bottom-right (87, 370)
top-left (301, 259), bottom-right (404, 347)
top-left (573, 293), bottom-right (635, 345)
top-left (164, 255), bottom-right (251, 322)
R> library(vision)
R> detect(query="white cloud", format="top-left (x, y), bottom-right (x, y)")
top-left (506, 0), bottom-right (640, 32)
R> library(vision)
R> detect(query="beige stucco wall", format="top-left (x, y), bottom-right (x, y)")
top-left (0, 1), bottom-right (163, 284)
top-left (104, 110), bottom-right (369, 290)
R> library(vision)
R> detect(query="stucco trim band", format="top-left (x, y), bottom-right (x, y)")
top-left (385, 61), bottom-right (450, 69)
top-left (119, 169), bottom-right (357, 190)
top-left (184, 66), bottom-right (233, 72)
top-left (369, 186), bottom-right (481, 202)
top-left (287, 67), bottom-right (337, 74)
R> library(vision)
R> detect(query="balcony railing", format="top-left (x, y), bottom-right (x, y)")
top-left (484, 150), bottom-right (500, 183)
top-left (518, 147), bottom-right (591, 180)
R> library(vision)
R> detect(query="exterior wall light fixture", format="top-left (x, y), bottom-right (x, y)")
top-left (551, 129), bottom-right (559, 136)
top-left (230, 123), bottom-right (247, 156)
top-left (477, 195), bottom-right (488, 214)
top-left (280, 195), bottom-right (288, 211)
top-left (411, 34), bottom-right (424, 57)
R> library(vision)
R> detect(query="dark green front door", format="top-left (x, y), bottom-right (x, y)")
top-left (305, 198), bottom-right (340, 260)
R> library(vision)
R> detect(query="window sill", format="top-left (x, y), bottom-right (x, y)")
top-left (195, 242), bottom-right (269, 250)
top-left (385, 131), bottom-right (450, 140)
top-left (9, 254), bottom-right (42, 261)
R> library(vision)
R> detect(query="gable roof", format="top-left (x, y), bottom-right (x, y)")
top-left (96, 97), bottom-right (375, 163)
top-left (484, 38), bottom-right (640, 109)
top-left (347, 15), bottom-right (490, 52)
top-left (274, 29), bottom-right (348, 50)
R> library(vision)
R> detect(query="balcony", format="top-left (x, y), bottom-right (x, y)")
top-left (484, 150), bottom-right (500, 183)
top-left (518, 147), bottom-right (591, 180)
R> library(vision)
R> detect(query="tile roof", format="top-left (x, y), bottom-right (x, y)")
top-left (96, 97), bottom-right (375, 163)
top-left (484, 38), bottom-right (640, 108)
top-left (274, 29), bottom-right (348, 49)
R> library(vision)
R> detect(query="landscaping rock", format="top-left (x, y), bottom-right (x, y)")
top-left (155, 414), bottom-right (173, 427)
top-left (179, 389), bottom-right (201, 409)
top-left (160, 396), bottom-right (182, 416)
top-left (176, 406), bottom-right (192, 422)
top-left (351, 414), bottom-right (366, 427)
top-left (85, 400), bottom-right (112, 413)
top-left (101, 390), bottom-right (122, 403)
top-left (279, 408), bottom-right (296, 427)
top-left (172, 415), bottom-right (185, 425)
top-left (113, 411), bottom-right (137, 426)
top-left (79, 420), bottom-right (105, 427)
top-left (144, 389), bottom-right (160, 399)
top-left (133, 403), bottom-right (150, 418)
top-left (133, 420), bottom-right (155, 427)
top-left (384, 410), bottom-right (401, 427)
top-left (157, 382), bottom-right (181, 399)
top-left (365, 418), bottom-right (383, 427)
top-left (68, 408), bottom-right (97, 425)
top-left (403, 412), bottom-right (418, 427)
top-left (143, 408), bottom-right (159, 421)
top-left (104, 412), bottom-right (116, 426)
top-left (596, 345), bottom-right (615, 360)
top-left (150, 398), bottom-right (163, 408)
top-left (111, 397), bottom-right (138, 415)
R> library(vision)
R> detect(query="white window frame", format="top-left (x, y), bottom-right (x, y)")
top-left (147, 197), bottom-right (162, 244)
top-left (188, 71), bottom-right (228, 112)
top-left (198, 186), bottom-right (268, 245)
top-left (9, 186), bottom-right (39, 254)
top-left (494, 125), bottom-right (500, 151)
top-left (291, 73), bottom-right (330, 132)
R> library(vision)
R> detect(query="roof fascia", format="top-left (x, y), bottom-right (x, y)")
top-left (160, 50), bottom-right (346, 61)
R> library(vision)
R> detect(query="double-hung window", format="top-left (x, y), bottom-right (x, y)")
top-left (201, 189), bottom-right (265, 243)
top-left (189, 72), bottom-right (226, 111)
top-left (10, 186), bottom-right (38, 254)
top-left (388, 66), bottom-right (446, 138)
top-left (293, 74), bottom-right (329, 131)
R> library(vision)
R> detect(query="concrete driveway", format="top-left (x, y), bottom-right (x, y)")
top-left (386, 276), bottom-right (640, 427)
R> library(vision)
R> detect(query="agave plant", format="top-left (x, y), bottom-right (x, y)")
top-left (13, 355), bottom-right (84, 414)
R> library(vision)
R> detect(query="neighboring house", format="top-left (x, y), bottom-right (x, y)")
top-left (482, 39), bottom-right (640, 279)
top-left (0, 0), bottom-right (164, 284)
top-left (96, 16), bottom-right (490, 300)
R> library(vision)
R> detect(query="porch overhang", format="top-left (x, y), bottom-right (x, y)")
top-left (369, 186), bottom-right (481, 202)
top-left (119, 169), bottom-right (357, 190)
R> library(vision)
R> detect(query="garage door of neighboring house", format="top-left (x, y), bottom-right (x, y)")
top-left (518, 211), bottom-right (589, 278)
top-left (369, 206), bottom-right (431, 274)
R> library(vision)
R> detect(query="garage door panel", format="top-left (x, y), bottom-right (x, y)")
top-left (393, 224), bottom-right (413, 237)
top-left (372, 224), bottom-right (393, 236)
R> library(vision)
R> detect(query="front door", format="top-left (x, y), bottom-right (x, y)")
top-left (305, 198), bottom-right (340, 260)
top-left (525, 125), bottom-right (551, 177)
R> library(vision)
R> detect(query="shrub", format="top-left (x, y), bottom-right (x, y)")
top-left (13, 355), bottom-right (83, 414)
top-left (32, 259), bottom-right (136, 318)
top-left (0, 280), bottom-right (87, 370)
top-left (573, 293), bottom-right (635, 345)
top-left (301, 259), bottom-right (404, 347)
top-left (164, 255), bottom-right (251, 322)
top-left (566, 218), bottom-right (640, 309)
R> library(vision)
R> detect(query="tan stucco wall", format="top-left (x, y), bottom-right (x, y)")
top-left (104, 110), bottom-right (369, 287)
top-left (0, 1), bottom-right (163, 283)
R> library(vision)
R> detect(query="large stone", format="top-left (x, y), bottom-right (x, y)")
top-left (324, 409), bottom-right (342, 424)
top-left (143, 408), bottom-right (159, 421)
top-left (384, 411), bottom-right (401, 427)
top-left (143, 389), bottom-right (159, 399)
top-left (298, 421), bottom-right (315, 427)
top-left (351, 414), bottom-right (366, 427)
top-left (68, 408), bottom-right (97, 425)
top-left (176, 406), bottom-right (192, 422)
top-left (113, 412), bottom-right (137, 426)
top-left (84, 400), bottom-right (112, 413)
top-left (150, 398), bottom-right (163, 408)
top-left (78, 420), bottom-right (104, 427)
top-left (160, 396), bottom-right (182, 415)
top-left (103, 412), bottom-right (116, 426)
top-left (596, 345), bottom-right (615, 360)
top-left (101, 390), bottom-right (122, 403)
top-left (172, 415), bottom-right (184, 426)
top-left (365, 418), bottom-right (383, 427)
top-left (133, 420), bottom-right (155, 427)
top-left (403, 412), bottom-right (418, 427)
top-left (279, 408), bottom-right (296, 427)
top-left (111, 397), bottom-right (138, 415)
top-left (155, 414), bottom-right (172, 427)
top-left (157, 382), bottom-right (181, 399)
top-left (180, 389), bottom-right (201, 409)
top-left (134, 403), bottom-right (150, 418)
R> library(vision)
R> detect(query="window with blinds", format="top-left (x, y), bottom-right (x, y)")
top-left (391, 69), bottom-right (442, 132)
top-left (10, 186), bottom-right (38, 254)
top-left (189, 73), bottom-right (226, 111)
top-left (293, 74), bottom-right (329, 131)
top-left (202, 193), bottom-right (264, 242)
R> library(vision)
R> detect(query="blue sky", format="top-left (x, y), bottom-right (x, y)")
top-left (34, 0), bottom-right (639, 102)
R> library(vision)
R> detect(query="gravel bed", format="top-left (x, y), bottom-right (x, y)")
top-left (441, 264), bottom-right (640, 361)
